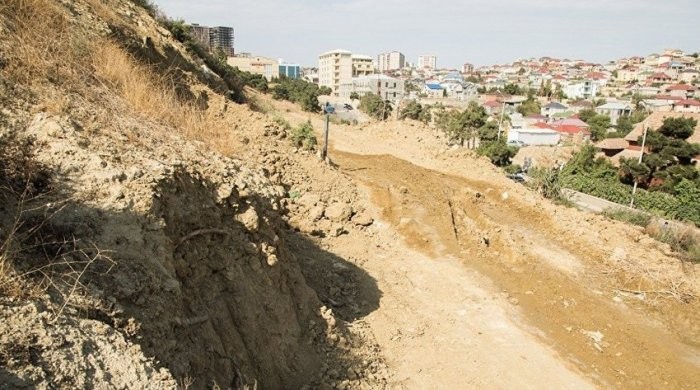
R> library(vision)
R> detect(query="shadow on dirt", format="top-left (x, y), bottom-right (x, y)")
top-left (1, 154), bottom-right (382, 389)
top-left (0, 367), bottom-right (32, 389)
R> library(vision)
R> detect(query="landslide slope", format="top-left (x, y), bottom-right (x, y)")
top-left (0, 0), bottom-right (386, 388)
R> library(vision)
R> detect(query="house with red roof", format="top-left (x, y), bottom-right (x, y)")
top-left (665, 84), bottom-right (697, 99)
top-left (552, 124), bottom-right (591, 143)
top-left (673, 99), bottom-right (700, 113)
top-left (648, 72), bottom-right (672, 84)
top-left (483, 100), bottom-right (503, 115)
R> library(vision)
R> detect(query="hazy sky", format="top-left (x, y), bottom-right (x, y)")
top-left (152, 0), bottom-right (699, 68)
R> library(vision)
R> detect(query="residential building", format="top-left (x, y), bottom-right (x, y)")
top-left (209, 26), bottom-right (234, 56)
top-left (352, 74), bottom-right (405, 101)
top-left (319, 49), bottom-right (353, 98)
top-left (377, 51), bottom-right (405, 72)
top-left (508, 126), bottom-right (560, 146)
top-left (595, 102), bottom-right (632, 125)
top-left (424, 83), bottom-right (445, 98)
top-left (563, 80), bottom-right (598, 99)
top-left (352, 55), bottom-right (374, 77)
top-left (680, 69), bottom-right (699, 84)
top-left (190, 24), bottom-right (211, 48)
top-left (672, 99), bottom-right (700, 113)
top-left (665, 84), bottom-right (697, 99)
top-left (189, 24), bottom-right (234, 56)
top-left (418, 55), bottom-right (437, 70)
top-left (279, 62), bottom-right (301, 79)
top-left (227, 54), bottom-right (277, 81)
top-left (541, 102), bottom-right (569, 120)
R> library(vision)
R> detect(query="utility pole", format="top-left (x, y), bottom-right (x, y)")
top-left (322, 113), bottom-right (330, 161)
top-left (497, 100), bottom-right (506, 140)
top-left (629, 120), bottom-right (649, 208)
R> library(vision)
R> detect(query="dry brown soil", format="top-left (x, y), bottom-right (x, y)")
top-left (260, 92), bottom-right (700, 388)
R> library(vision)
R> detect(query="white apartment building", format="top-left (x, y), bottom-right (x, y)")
top-left (352, 74), bottom-right (405, 101)
top-left (418, 55), bottom-right (437, 70)
top-left (319, 49), bottom-right (353, 98)
top-left (377, 51), bottom-right (406, 72)
top-left (352, 55), bottom-right (374, 77)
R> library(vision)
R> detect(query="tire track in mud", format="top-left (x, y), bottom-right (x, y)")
top-left (333, 151), bottom-right (700, 389)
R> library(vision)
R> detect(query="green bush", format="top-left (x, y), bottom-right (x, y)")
top-left (399, 100), bottom-right (431, 123)
top-left (359, 93), bottom-right (392, 120)
top-left (477, 140), bottom-right (517, 166)
top-left (528, 167), bottom-right (562, 200)
top-left (291, 121), bottom-right (317, 151)
top-left (271, 77), bottom-right (321, 112)
top-left (602, 208), bottom-right (652, 227)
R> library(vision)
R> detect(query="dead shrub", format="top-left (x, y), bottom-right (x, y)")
top-left (645, 222), bottom-right (700, 264)
top-left (91, 41), bottom-right (238, 154)
top-left (0, 0), bottom-right (87, 86)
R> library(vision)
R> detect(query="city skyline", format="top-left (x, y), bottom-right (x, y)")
top-left (152, 0), bottom-right (699, 68)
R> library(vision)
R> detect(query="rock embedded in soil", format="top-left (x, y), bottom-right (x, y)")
top-left (325, 202), bottom-right (353, 222)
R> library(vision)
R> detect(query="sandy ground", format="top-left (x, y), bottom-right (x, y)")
top-left (262, 95), bottom-right (700, 388)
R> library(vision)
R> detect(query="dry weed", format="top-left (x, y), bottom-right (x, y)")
top-left (1, 0), bottom-right (85, 86)
top-left (91, 41), bottom-right (237, 154)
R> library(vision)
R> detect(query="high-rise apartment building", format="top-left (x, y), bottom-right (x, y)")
top-left (319, 49), bottom-right (354, 98)
top-left (377, 51), bottom-right (406, 72)
top-left (190, 24), bottom-right (211, 48)
top-left (418, 55), bottom-right (437, 70)
top-left (189, 24), bottom-right (235, 56)
top-left (209, 26), bottom-right (235, 56)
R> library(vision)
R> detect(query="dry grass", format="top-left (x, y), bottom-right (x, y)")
top-left (645, 222), bottom-right (700, 264)
top-left (1, 0), bottom-right (88, 87)
top-left (91, 41), bottom-right (237, 154)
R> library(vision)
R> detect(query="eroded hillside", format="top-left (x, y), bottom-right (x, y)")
top-left (1, 0), bottom-right (699, 389)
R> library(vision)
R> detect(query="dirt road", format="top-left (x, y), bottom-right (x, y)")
top-left (260, 95), bottom-right (700, 388)
top-left (328, 151), bottom-right (700, 389)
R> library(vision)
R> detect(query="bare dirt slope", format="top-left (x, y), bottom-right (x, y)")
top-left (259, 92), bottom-right (700, 388)
top-left (2, 0), bottom-right (699, 388)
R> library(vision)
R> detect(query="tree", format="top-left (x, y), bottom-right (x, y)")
top-left (554, 84), bottom-right (566, 100)
top-left (623, 117), bottom-right (700, 192)
top-left (517, 91), bottom-right (541, 116)
top-left (399, 100), bottom-right (431, 123)
top-left (615, 110), bottom-right (648, 136)
top-left (359, 93), bottom-right (392, 120)
top-left (503, 83), bottom-right (522, 95)
top-left (349, 92), bottom-right (360, 100)
top-left (318, 86), bottom-right (332, 96)
top-left (577, 108), bottom-right (597, 123)
top-left (539, 79), bottom-right (553, 98)
top-left (587, 114), bottom-right (612, 141)
top-left (271, 78), bottom-right (321, 112)
top-left (435, 101), bottom-right (487, 148)
top-left (478, 140), bottom-right (518, 166)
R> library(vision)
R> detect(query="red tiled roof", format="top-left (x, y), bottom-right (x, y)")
top-left (650, 72), bottom-right (671, 79)
top-left (484, 100), bottom-right (501, 108)
top-left (675, 99), bottom-right (700, 107)
top-left (666, 84), bottom-right (697, 91)
top-left (555, 125), bottom-right (591, 135)
top-left (586, 72), bottom-right (606, 79)
top-left (655, 95), bottom-right (684, 101)
top-left (533, 122), bottom-right (555, 129)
